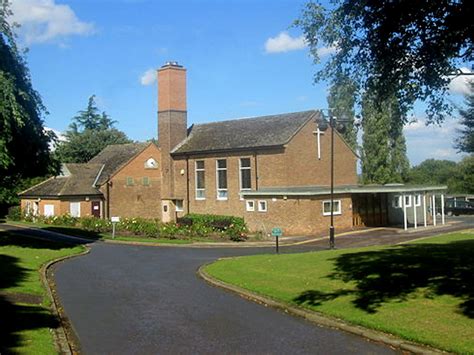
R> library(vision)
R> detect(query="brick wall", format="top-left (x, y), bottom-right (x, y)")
top-left (243, 195), bottom-right (354, 236)
top-left (20, 198), bottom-right (100, 217)
top-left (104, 144), bottom-right (162, 219)
top-left (170, 119), bottom-right (358, 226)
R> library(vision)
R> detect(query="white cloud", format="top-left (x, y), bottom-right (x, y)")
top-left (140, 68), bottom-right (156, 86)
top-left (10, 0), bottom-right (95, 45)
top-left (264, 31), bottom-right (307, 53)
top-left (317, 46), bottom-right (337, 57)
top-left (448, 67), bottom-right (474, 95)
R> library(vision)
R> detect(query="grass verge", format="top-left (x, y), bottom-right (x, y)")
top-left (0, 230), bottom-right (84, 354)
top-left (204, 230), bottom-right (474, 354)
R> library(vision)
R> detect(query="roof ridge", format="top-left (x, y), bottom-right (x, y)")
top-left (192, 110), bottom-right (318, 127)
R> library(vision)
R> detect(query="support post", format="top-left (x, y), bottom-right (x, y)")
top-left (423, 194), bottom-right (427, 227)
top-left (329, 117), bottom-right (335, 249)
top-left (441, 193), bottom-right (445, 225)
top-left (413, 194), bottom-right (417, 229)
top-left (402, 194), bottom-right (407, 230)
top-left (432, 195), bottom-right (437, 226)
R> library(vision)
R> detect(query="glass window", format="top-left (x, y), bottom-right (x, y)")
top-left (414, 194), bottom-right (421, 206)
top-left (393, 195), bottom-right (402, 208)
top-left (404, 195), bottom-right (412, 207)
top-left (240, 158), bottom-right (251, 190)
top-left (216, 159), bottom-right (228, 200)
top-left (246, 200), bottom-right (255, 212)
top-left (195, 161), bottom-right (205, 199)
top-left (258, 200), bottom-right (267, 212)
top-left (126, 177), bottom-right (134, 186)
top-left (175, 200), bottom-right (184, 212)
top-left (142, 177), bottom-right (150, 186)
top-left (322, 200), bottom-right (341, 216)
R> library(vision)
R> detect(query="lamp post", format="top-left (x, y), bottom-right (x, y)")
top-left (320, 109), bottom-right (353, 249)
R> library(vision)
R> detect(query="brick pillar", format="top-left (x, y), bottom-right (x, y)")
top-left (158, 62), bottom-right (187, 217)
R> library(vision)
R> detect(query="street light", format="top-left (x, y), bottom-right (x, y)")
top-left (319, 109), bottom-right (354, 249)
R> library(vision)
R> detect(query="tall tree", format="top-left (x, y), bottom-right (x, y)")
top-left (327, 73), bottom-right (358, 150)
top-left (361, 91), bottom-right (409, 184)
top-left (0, 1), bottom-right (58, 207)
top-left (296, 1), bottom-right (473, 124)
top-left (56, 96), bottom-right (130, 163)
top-left (455, 81), bottom-right (474, 153)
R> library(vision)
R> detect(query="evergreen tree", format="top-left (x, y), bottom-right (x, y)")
top-left (327, 73), bottom-right (358, 151)
top-left (0, 1), bottom-right (58, 207)
top-left (361, 92), bottom-right (410, 184)
top-left (455, 81), bottom-right (474, 154)
top-left (56, 96), bottom-right (130, 163)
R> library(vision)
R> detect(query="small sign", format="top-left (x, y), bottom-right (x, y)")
top-left (272, 227), bottom-right (282, 237)
top-left (111, 216), bottom-right (120, 223)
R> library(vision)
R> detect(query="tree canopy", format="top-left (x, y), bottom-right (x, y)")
top-left (55, 95), bottom-right (130, 163)
top-left (407, 157), bottom-right (473, 194)
top-left (0, 1), bottom-right (57, 207)
top-left (296, 0), bottom-right (473, 124)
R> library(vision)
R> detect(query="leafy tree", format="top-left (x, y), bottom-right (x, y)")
top-left (296, 1), bottom-right (473, 124)
top-left (0, 1), bottom-right (58, 208)
top-left (455, 81), bottom-right (474, 153)
top-left (56, 96), bottom-right (130, 163)
top-left (361, 91), bottom-right (409, 184)
top-left (327, 73), bottom-right (358, 150)
top-left (406, 158), bottom-right (474, 193)
top-left (57, 129), bottom-right (130, 163)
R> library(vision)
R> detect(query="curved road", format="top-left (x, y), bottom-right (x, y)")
top-left (54, 243), bottom-right (396, 355)
top-left (4, 218), bottom-right (471, 354)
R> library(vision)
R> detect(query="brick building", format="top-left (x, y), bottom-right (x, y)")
top-left (20, 62), bottom-right (447, 235)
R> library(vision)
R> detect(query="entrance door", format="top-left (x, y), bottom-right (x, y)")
top-left (91, 201), bottom-right (101, 218)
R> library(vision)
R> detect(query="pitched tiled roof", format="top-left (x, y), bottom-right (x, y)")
top-left (172, 110), bottom-right (320, 155)
top-left (89, 143), bottom-right (149, 185)
top-left (19, 164), bottom-right (103, 197)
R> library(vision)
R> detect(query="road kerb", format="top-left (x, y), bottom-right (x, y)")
top-left (197, 262), bottom-right (445, 355)
top-left (40, 246), bottom-right (91, 354)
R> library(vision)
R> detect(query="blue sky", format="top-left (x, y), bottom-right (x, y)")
top-left (10, 0), bottom-right (471, 165)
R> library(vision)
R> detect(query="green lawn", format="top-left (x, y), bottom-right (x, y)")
top-left (205, 230), bottom-right (474, 354)
top-left (0, 230), bottom-right (84, 354)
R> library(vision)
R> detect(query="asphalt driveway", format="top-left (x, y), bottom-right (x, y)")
top-left (2, 217), bottom-right (471, 354)
top-left (53, 243), bottom-right (397, 355)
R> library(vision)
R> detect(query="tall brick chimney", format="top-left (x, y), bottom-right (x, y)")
top-left (157, 62), bottom-right (187, 216)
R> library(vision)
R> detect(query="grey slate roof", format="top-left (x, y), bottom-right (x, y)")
top-left (172, 110), bottom-right (320, 155)
top-left (20, 164), bottom-right (104, 197)
top-left (89, 143), bottom-right (149, 185)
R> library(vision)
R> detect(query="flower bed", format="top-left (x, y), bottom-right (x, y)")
top-left (10, 207), bottom-right (248, 242)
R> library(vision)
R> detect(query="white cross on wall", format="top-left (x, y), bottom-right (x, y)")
top-left (313, 128), bottom-right (325, 160)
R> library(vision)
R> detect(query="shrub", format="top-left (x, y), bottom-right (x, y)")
top-left (78, 216), bottom-right (111, 233)
top-left (6, 205), bottom-right (21, 221)
top-left (178, 214), bottom-right (248, 241)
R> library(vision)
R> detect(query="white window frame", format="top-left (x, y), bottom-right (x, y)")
top-left (322, 200), bottom-right (342, 216)
top-left (239, 158), bottom-right (252, 191)
top-left (216, 159), bottom-right (228, 200)
top-left (44, 204), bottom-right (55, 217)
top-left (69, 202), bottom-right (81, 217)
top-left (258, 200), bottom-right (267, 212)
top-left (175, 200), bottom-right (184, 212)
top-left (393, 195), bottom-right (402, 208)
top-left (195, 161), bottom-right (205, 200)
top-left (246, 200), bottom-right (255, 212)
top-left (414, 194), bottom-right (421, 207)
top-left (25, 201), bottom-right (32, 215)
top-left (405, 195), bottom-right (412, 207)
